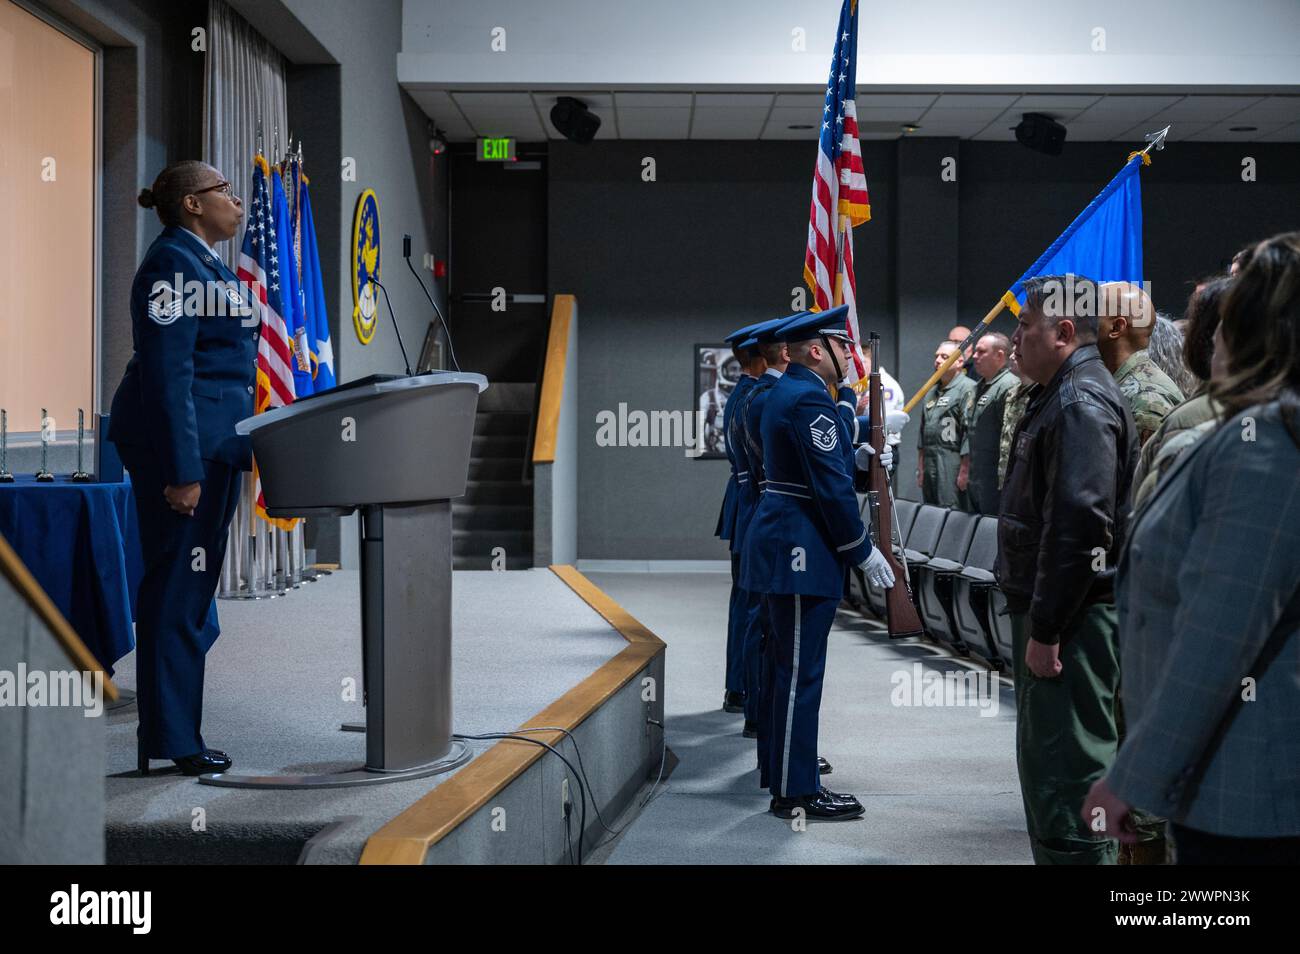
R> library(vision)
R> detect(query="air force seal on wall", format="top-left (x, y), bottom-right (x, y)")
top-left (809, 413), bottom-right (838, 452)
top-left (352, 188), bottom-right (381, 345)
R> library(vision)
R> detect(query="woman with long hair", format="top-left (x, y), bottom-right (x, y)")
top-left (1084, 232), bottom-right (1300, 864)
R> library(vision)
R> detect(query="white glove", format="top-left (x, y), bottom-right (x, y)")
top-left (885, 410), bottom-right (910, 434)
top-left (854, 443), bottom-right (894, 472)
top-left (859, 547), bottom-right (896, 588)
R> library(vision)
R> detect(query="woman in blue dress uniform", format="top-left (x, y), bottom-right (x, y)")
top-left (109, 160), bottom-right (258, 776)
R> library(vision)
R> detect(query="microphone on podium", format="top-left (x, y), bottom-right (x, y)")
top-left (370, 279), bottom-right (413, 376)
top-left (403, 233), bottom-right (460, 372)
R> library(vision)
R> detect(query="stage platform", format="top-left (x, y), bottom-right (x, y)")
top-left (104, 566), bottom-right (665, 864)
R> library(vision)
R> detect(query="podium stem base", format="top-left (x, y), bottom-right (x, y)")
top-left (195, 740), bottom-right (471, 789)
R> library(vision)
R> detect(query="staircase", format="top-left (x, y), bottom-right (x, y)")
top-left (454, 382), bottom-right (536, 569)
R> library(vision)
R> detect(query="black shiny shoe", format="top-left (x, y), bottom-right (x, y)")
top-left (770, 789), bottom-right (865, 821)
top-left (742, 720), bottom-right (759, 738)
top-left (817, 786), bottom-right (862, 808)
top-left (138, 749), bottom-right (232, 777)
top-left (722, 690), bottom-right (746, 713)
top-left (818, 756), bottom-right (833, 775)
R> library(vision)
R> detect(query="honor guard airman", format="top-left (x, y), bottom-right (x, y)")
top-left (740, 310), bottom-right (895, 820)
top-left (716, 322), bottom-right (765, 714)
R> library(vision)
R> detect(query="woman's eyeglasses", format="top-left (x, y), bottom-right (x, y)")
top-left (193, 181), bottom-right (236, 200)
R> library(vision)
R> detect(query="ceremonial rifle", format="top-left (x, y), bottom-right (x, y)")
top-left (866, 333), bottom-right (924, 639)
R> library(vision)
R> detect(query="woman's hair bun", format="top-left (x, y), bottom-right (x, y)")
top-left (137, 187), bottom-right (156, 209)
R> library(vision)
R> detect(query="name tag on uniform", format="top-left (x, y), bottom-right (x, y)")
top-left (1015, 431), bottom-right (1034, 459)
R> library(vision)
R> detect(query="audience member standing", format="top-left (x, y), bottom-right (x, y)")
top-left (917, 341), bottom-right (975, 508)
top-left (957, 332), bottom-right (1017, 515)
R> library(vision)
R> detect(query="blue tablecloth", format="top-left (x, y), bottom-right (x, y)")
top-left (0, 476), bottom-right (144, 673)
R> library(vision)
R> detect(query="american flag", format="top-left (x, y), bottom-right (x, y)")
top-left (237, 155), bottom-right (297, 528)
top-left (803, 0), bottom-right (870, 380)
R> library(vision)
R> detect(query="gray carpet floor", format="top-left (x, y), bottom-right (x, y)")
top-left (104, 568), bottom-right (627, 864)
top-left (586, 572), bottom-right (1032, 864)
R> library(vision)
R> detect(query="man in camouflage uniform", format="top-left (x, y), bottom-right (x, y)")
top-left (958, 332), bottom-right (1018, 515)
top-left (997, 351), bottom-right (1033, 490)
top-left (1097, 282), bottom-right (1185, 446)
top-left (917, 340), bottom-right (975, 508)
top-left (1097, 281), bottom-right (1185, 865)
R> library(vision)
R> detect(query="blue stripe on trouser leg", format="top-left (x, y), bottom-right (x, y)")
top-left (765, 592), bottom-right (837, 798)
top-left (756, 596), bottom-right (775, 787)
top-left (120, 445), bottom-right (242, 758)
top-left (741, 589), bottom-right (763, 722)
top-left (725, 553), bottom-right (746, 693)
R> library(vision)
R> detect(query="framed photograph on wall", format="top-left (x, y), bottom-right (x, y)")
top-left (695, 344), bottom-right (741, 460)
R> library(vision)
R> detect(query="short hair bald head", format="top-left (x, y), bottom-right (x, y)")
top-left (1099, 281), bottom-right (1156, 346)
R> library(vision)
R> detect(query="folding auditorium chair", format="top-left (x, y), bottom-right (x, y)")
top-left (889, 504), bottom-right (948, 635)
top-left (914, 509), bottom-right (978, 653)
top-left (861, 497), bottom-right (919, 618)
top-left (951, 516), bottom-right (1005, 669)
top-left (988, 586), bottom-right (1015, 663)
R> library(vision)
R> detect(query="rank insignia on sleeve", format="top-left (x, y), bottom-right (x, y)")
top-left (809, 414), bottom-right (838, 452)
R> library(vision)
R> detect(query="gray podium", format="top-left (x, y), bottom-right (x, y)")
top-left (203, 372), bottom-right (489, 789)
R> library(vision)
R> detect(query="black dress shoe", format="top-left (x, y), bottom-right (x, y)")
top-left (818, 786), bottom-right (862, 808)
top-left (770, 790), bottom-right (865, 821)
top-left (742, 720), bottom-right (759, 738)
top-left (818, 756), bottom-right (833, 775)
top-left (139, 749), bottom-right (232, 777)
top-left (722, 690), bottom-right (746, 713)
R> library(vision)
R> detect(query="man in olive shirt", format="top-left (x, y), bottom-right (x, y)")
top-left (917, 340), bottom-right (976, 508)
top-left (997, 351), bottom-right (1033, 490)
top-left (1097, 282), bottom-right (1184, 445)
top-left (957, 332), bottom-right (1017, 515)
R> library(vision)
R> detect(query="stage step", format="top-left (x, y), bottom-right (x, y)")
top-left (454, 383), bottom-right (536, 570)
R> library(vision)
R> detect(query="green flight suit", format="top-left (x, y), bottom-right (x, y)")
top-left (918, 373), bottom-right (975, 509)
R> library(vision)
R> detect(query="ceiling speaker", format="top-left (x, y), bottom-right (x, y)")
top-left (1014, 112), bottom-right (1066, 155)
top-left (550, 96), bottom-right (602, 144)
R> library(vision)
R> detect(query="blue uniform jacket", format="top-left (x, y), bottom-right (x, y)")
top-left (731, 371), bottom-right (779, 551)
top-left (109, 227), bottom-right (259, 486)
top-left (740, 363), bottom-right (874, 598)
top-left (714, 374), bottom-right (755, 544)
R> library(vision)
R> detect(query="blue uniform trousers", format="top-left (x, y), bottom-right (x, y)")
top-left (756, 596), bottom-right (776, 786)
top-left (765, 592), bottom-right (839, 798)
top-left (119, 444), bottom-right (242, 758)
top-left (725, 554), bottom-right (745, 693)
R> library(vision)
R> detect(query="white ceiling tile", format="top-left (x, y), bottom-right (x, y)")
top-left (1186, 121), bottom-right (1287, 141)
top-left (910, 123), bottom-right (989, 138)
top-left (461, 107), bottom-right (547, 139)
top-left (1061, 122), bottom-right (1140, 141)
top-left (616, 92), bottom-right (692, 108)
top-left (1118, 120), bottom-right (1212, 140)
top-left (1221, 96), bottom-right (1300, 124)
top-left (617, 107), bottom-right (691, 138)
top-left (857, 131), bottom-right (902, 140)
top-left (930, 93), bottom-right (1019, 109)
top-left (450, 91), bottom-right (535, 109)
top-left (761, 125), bottom-right (826, 140)
top-left (1073, 95), bottom-right (1181, 119)
top-left (854, 105), bottom-right (929, 122)
top-left (689, 110), bottom-right (768, 138)
top-left (533, 91), bottom-right (613, 108)
top-left (773, 93), bottom-right (826, 108)
top-left (694, 93), bottom-right (774, 107)
top-left (921, 106), bottom-right (1011, 123)
top-left (1013, 94), bottom-right (1102, 110)
top-left (1256, 122), bottom-right (1300, 142)
top-left (766, 106), bottom-right (825, 126)
top-left (856, 93), bottom-right (938, 108)
top-left (1144, 96), bottom-right (1266, 122)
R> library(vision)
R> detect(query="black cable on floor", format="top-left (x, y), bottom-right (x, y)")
top-left (454, 732), bottom-right (588, 865)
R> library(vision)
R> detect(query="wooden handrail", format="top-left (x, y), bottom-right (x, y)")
top-left (0, 532), bottom-right (119, 702)
top-left (532, 294), bottom-right (575, 464)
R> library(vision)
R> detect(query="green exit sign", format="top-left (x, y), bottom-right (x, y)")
top-left (477, 137), bottom-right (517, 162)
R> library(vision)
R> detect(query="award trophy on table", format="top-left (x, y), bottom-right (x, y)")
top-left (35, 408), bottom-right (54, 482)
top-left (71, 409), bottom-right (91, 482)
top-left (0, 410), bottom-right (13, 482)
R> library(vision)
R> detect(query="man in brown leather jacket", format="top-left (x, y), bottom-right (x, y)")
top-left (997, 274), bottom-right (1140, 865)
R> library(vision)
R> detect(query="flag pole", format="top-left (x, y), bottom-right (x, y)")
top-left (898, 129), bottom-right (1168, 415)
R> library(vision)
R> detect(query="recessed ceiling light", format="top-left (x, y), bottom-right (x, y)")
top-left (788, 124), bottom-right (814, 130)
top-left (1229, 125), bottom-right (1258, 132)
top-left (901, 123), bottom-right (920, 133)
